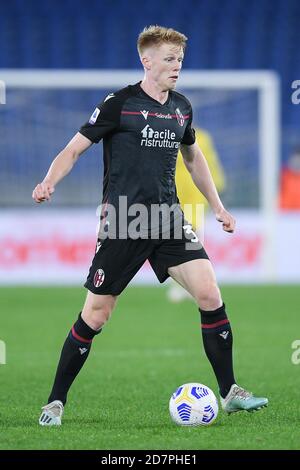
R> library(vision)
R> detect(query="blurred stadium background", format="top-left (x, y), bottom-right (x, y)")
top-left (1, 0), bottom-right (300, 451)
top-left (1, 0), bottom-right (300, 284)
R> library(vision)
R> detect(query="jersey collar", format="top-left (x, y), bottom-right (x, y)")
top-left (136, 82), bottom-right (172, 107)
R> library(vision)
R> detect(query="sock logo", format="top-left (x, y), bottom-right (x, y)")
top-left (79, 347), bottom-right (88, 355)
top-left (219, 331), bottom-right (229, 340)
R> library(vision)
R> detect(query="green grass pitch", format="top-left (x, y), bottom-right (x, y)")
top-left (0, 285), bottom-right (299, 450)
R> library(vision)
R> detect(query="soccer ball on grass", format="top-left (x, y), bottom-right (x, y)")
top-left (169, 383), bottom-right (218, 426)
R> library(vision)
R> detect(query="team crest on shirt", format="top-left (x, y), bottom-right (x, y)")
top-left (175, 107), bottom-right (185, 127)
top-left (89, 107), bottom-right (100, 125)
top-left (94, 269), bottom-right (105, 287)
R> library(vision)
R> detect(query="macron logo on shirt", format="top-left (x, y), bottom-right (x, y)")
top-left (140, 110), bottom-right (149, 120)
top-left (104, 93), bottom-right (115, 102)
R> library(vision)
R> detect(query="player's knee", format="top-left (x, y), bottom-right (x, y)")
top-left (82, 295), bottom-right (117, 330)
top-left (195, 282), bottom-right (222, 311)
top-left (83, 305), bottom-right (114, 330)
top-left (89, 306), bottom-right (112, 330)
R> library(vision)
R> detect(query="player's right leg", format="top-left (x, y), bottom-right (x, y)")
top-left (39, 236), bottom-right (152, 426)
top-left (39, 291), bottom-right (117, 426)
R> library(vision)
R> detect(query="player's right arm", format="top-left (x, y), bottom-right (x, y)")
top-left (32, 132), bottom-right (92, 203)
top-left (33, 90), bottom-right (122, 204)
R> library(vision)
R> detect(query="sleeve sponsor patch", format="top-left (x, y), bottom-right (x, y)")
top-left (89, 107), bottom-right (100, 125)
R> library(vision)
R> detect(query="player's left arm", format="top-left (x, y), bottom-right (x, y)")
top-left (180, 142), bottom-right (235, 233)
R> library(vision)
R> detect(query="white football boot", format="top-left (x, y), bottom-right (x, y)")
top-left (39, 400), bottom-right (64, 426)
top-left (221, 384), bottom-right (268, 414)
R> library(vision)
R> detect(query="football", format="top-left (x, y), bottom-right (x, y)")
top-left (169, 383), bottom-right (219, 426)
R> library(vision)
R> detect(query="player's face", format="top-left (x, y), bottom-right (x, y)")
top-left (146, 43), bottom-right (184, 91)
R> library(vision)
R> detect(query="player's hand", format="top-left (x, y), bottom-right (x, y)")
top-left (215, 208), bottom-right (235, 233)
top-left (32, 181), bottom-right (55, 203)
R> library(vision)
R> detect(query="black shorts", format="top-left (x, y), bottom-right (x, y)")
top-left (84, 224), bottom-right (209, 296)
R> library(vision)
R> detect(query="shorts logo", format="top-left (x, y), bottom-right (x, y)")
top-left (89, 107), bottom-right (100, 124)
top-left (94, 269), bottom-right (105, 287)
top-left (175, 107), bottom-right (185, 127)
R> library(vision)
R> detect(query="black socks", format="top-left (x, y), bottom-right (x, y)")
top-left (199, 303), bottom-right (235, 398)
top-left (47, 304), bottom-right (235, 405)
top-left (48, 313), bottom-right (101, 405)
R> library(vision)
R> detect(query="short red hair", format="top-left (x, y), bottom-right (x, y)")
top-left (137, 25), bottom-right (187, 56)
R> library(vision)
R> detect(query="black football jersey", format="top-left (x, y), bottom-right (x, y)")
top-left (79, 82), bottom-right (195, 236)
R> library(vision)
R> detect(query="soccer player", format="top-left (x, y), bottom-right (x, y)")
top-left (33, 26), bottom-right (268, 426)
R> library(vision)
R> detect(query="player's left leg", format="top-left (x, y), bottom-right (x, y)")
top-left (39, 237), bottom-right (155, 425)
top-left (168, 259), bottom-right (268, 413)
top-left (168, 259), bottom-right (234, 397)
